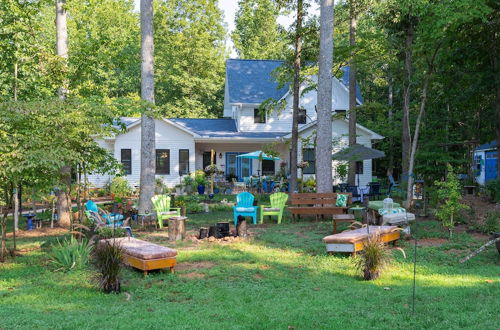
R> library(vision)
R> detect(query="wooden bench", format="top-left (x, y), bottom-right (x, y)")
top-left (289, 193), bottom-right (352, 220)
top-left (323, 225), bottom-right (400, 255)
top-left (102, 237), bottom-right (177, 275)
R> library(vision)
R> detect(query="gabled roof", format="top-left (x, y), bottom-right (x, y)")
top-left (475, 140), bottom-right (497, 151)
top-left (168, 118), bottom-right (287, 139)
top-left (340, 66), bottom-right (364, 103)
top-left (226, 59), bottom-right (289, 104)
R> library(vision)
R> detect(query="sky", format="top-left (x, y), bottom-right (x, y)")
top-left (133, 0), bottom-right (317, 57)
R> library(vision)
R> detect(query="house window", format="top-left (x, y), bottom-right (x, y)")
top-left (121, 149), bottom-right (132, 175)
top-left (302, 148), bottom-right (315, 174)
top-left (202, 151), bottom-right (216, 170)
top-left (155, 149), bottom-right (170, 175)
top-left (254, 108), bottom-right (266, 123)
top-left (298, 108), bottom-right (307, 124)
top-left (356, 161), bottom-right (364, 175)
top-left (262, 160), bottom-right (275, 176)
top-left (179, 149), bottom-right (189, 175)
top-left (474, 155), bottom-right (482, 172)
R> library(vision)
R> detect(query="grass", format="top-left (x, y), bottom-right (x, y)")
top-left (1, 211), bottom-right (499, 329)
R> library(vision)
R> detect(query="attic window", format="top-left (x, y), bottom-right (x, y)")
top-left (254, 108), bottom-right (266, 123)
top-left (298, 108), bottom-right (307, 124)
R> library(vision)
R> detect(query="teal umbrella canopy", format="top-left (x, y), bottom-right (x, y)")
top-left (237, 151), bottom-right (280, 161)
top-left (332, 144), bottom-right (385, 161)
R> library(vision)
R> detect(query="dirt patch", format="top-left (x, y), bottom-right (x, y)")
top-left (175, 261), bottom-right (216, 271)
top-left (179, 272), bottom-right (205, 279)
top-left (417, 238), bottom-right (448, 247)
top-left (253, 273), bottom-right (264, 280)
top-left (6, 227), bottom-right (68, 238)
top-left (259, 265), bottom-right (270, 270)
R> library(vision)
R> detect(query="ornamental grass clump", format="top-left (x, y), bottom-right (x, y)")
top-left (50, 237), bottom-right (92, 271)
top-left (93, 240), bottom-right (123, 293)
top-left (354, 233), bottom-right (392, 281)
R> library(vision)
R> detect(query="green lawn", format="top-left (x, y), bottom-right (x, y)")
top-left (1, 211), bottom-right (499, 329)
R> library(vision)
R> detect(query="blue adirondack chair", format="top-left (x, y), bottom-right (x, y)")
top-left (233, 192), bottom-right (258, 225)
top-left (85, 200), bottom-right (124, 226)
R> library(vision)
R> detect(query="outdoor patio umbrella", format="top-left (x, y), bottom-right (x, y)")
top-left (332, 144), bottom-right (385, 234)
top-left (237, 150), bottom-right (280, 178)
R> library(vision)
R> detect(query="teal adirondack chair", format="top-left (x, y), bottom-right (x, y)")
top-left (260, 192), bottom-right (288, 224)
top-left (85, 200), bottom-right (124, 225)
top-left (151, 195), bottom-right (181, 228)
top-left (233, 192), bottom-right (258, 225)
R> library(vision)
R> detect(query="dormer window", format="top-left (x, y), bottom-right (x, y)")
top-left (254, 108), bottom-right (266, 123)
top-left (298, 108), bottom-right (307, 124)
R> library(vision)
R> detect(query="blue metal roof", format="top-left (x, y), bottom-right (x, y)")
top-left (226, 59), bottom-right (289, 104)
top-left (340, 66), bottom-right (363, 103)
top-left (169, 118), bottom-right (286, 139)
top-left (475, 140), bottom-right (497, 151)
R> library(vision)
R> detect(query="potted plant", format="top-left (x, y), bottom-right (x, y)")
top-left (194, 170), bottom-right (207, 195)
top-left (175, 184), bottom-right (184, 195)
top-left (182, 175), bottom-right (194, 194)
top-left (175, 197), bottom-right (187, 216)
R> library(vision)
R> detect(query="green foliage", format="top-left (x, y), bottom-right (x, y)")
top-left (154, 0), bottom-right (227, 118)
top-left (50, 237), bottom-right (92, 272)
top-left (194, 170), bottom-right (207, 186)
top-left (109, 177), bottom-right (132, 199)
top-left (434, 165), bottom-right (470, 238)
top-left (187, 203), bottom-right (204, 214)
top-left (93, 240), bottom-right (123, 293)
top-left (481, 211), bottom-right (500, 234)
top-left (232, 0), bottom-right (288, 59)
top-left (208, 203), bottom-right (233, 212)
top-left (485, 179), bottom-right (500, 203)
top-left (354, 233), bottom-right (392, 280)
top-left (96, 227), bottom-right (127, 240)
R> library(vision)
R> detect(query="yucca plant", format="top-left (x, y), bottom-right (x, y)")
top-left (354, 233), bottom-right (392, 280)
top-left (51, 237), bottom-right (92, 271)
top-left (93, 240), bottom-right (123, 293)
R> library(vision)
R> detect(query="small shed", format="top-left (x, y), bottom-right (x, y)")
top-left (473, 140), bottom-right (498, 185)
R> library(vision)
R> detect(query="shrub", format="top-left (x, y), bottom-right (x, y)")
top-left (51, 237), bottom-right (92, 271)
top-left (485, 179), bottom-right (500, 203)
top-left (187, 202), bottom-right (203, 213)
top-left (93, 241), bottom-right (123, 293)
top-left (155, 178), bottom-right (167, 194)
top-left (97, 227), bottom-right (127, 239)
top-left (110, 177), bottom-right (131, 199)
top-left (194, 170), bottom-right (207, 186)
top-left (482, 211), bottom-right (500, 234)
top-left (434, 165), bottom-right (469, 238)
top-left (354, 233), bottom-right (392, 280)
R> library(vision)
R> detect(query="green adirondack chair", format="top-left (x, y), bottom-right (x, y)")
top-left (260, 192), bottom-right (288, 224)
top-left (151, 195), bottom-right (181, 228)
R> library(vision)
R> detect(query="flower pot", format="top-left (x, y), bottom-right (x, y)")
top-left (181, 206), bottom-right (187, 217)
top-left (197, 184), bottom-right (205, 195)
top-left (208, 193), bottom-right (214, 199)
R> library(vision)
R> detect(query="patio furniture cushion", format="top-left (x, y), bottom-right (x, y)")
top-left (323, 226), bottom-right (398, 244)
top-left (263, 207), bottom-right (280, 212)
top-left (104, 237), bottom-right (177, 260)
top-left (378, 207), bottom-right (406, 216)
top-left (382, 212), bottom-right (416, 225)
top-left (368, 201), bottom-right (401, 211)
top-left (236, 207), bottom-right (255, 212)
top-left (336, 194), bottom-right (348, 207)
top-left (159, 211), bottom-right (178, 215)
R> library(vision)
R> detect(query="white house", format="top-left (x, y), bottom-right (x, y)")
top-left (88, 59), bottom-right (383, 188)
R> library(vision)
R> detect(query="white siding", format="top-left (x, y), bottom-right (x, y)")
top-left (89, 119), bottom-right (196, 188)
top-left (238, 76), bottom-right (351, 132)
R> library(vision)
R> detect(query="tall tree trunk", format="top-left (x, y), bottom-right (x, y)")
top-left (347, 0), bottom-right (358, 186)
top-left (405, 73), bottom-right (431, 208)
top-left (289, 0), bottom-right (303, 194)
top-left (401, 22), bottom-right (414, 179)
top-left (55, 0), bottom-right (71, 227)
top-left (388, 75), bottom-right (394, 172)
top-left (316, 0), bottom-right (334, 193)
top-left (13, 187), bottom-right (19, 231)
top-left (138, 0), bottom-right (156, 214)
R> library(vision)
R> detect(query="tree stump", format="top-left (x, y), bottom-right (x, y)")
top-left (168, 216), bottom-right (187, 242)
top-left (236, 218), bottom-right (247, 237)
